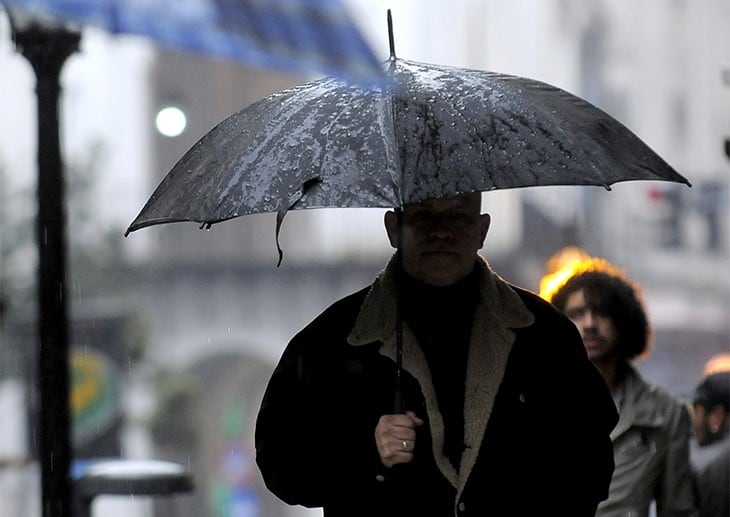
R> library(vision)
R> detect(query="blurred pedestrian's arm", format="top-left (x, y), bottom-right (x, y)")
top-left (655, 402), bottom-right (698, 517)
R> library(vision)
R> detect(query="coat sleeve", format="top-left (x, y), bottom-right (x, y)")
top-left (552, 322), bottom-right (618, 514)
top-left (519, 294), bottom-right (619, 514)
top-left (655, 399), bottom-right (699, 517)
top-left (254, 294), bottom-right (388, 509)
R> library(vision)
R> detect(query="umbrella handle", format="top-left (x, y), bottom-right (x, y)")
top-left (394, 390), bottom-right (404, 414)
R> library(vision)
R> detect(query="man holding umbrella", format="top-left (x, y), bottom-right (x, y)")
top-left (115, 14), bottom-right (693, 516)
top-left (255, 191), bottom-right (618, 516)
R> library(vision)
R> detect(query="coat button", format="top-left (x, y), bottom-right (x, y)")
top-left (518, 393), bottom-right (526, 403)
top-left (375, 474), bottom-right (385, 482)
top-left (458, 501), bottom-right (466, 512)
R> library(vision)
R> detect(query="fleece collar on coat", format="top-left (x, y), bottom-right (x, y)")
top-left (347, 254), bottom-right (535, 496)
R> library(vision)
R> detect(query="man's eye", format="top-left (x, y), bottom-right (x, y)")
top-left (451, 211), bottom-right (472, 221)
top-left (404, 210), bottom-right (474, 225)
top-left (405, 212), bottom-right (428, 224)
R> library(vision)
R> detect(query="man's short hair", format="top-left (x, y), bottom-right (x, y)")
top-left (694, 371), bottom-right (730, 412)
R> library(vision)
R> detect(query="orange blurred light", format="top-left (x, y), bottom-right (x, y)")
top-left (539, 247), bottom-right (627, 302)
top-left (542, 246), bottom-right (591, 276)
top-left (704, 353), bottom-right (730, 376)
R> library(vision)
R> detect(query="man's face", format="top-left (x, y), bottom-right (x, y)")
top-left (384, 193), bottom-right (490, 286)
top-left (562, 289), bottom-right (619, 364)
top-left (691, 402), bottom-right (728, 446)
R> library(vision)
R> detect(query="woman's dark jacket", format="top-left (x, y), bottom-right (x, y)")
top-left (255, 256), bottom-right (618, 516)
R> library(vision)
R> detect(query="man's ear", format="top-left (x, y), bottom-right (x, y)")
top-left (479, 213), bottom-right (491, 247)
top-left (384, 210), bottom-right (399, 249)
top-left (709, 405), bottom-right (729, 433)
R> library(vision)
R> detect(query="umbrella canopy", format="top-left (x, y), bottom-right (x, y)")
top-left (1, 0), bottom-right (383, 83)
top-left (126, 53), bottom-right (691, 239)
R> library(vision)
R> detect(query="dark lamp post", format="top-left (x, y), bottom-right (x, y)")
top-left (7, 9), bottom-right (80, 517)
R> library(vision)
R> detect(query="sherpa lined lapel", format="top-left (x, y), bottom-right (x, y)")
top-left (347, 255), bottom-right (535, 494)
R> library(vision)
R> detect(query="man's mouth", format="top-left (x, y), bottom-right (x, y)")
top-left (423, 248), bottom-right (457, 257)
top-left (583, 336), bottom-right (603, 348)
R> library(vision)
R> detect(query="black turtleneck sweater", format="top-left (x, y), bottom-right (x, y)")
top-left (399, 267), bottom-right (480, 470)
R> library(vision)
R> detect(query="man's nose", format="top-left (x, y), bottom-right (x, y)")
top-left (580, 310), bottom-right (598, 328)
top-left (426, 216), bottom-right (456, 238)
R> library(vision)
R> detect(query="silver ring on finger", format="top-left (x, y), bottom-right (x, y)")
top-left (402, 439), bottom-right (408, 451)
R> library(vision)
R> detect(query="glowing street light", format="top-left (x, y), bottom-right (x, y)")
top-left (155, 105), bottom-right (187, 137)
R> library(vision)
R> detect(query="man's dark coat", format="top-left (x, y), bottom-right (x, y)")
top-left (256, 257), bottom-right (617, 516)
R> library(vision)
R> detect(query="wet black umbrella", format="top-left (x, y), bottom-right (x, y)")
top-left (125, 11), bottom-right (691, 410)
top-left (126, 25), bottom-right (690, 258)
top-left (126, 15), bottom-right (690, 238)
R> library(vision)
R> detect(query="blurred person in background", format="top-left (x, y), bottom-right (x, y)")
top-left (690, 370), bottom-right (729, 517)
top-left (542, 253), bottom-right (697, 517)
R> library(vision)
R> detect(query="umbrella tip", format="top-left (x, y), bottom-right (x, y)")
top-left (387, 10), bottom-right (396, 60)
